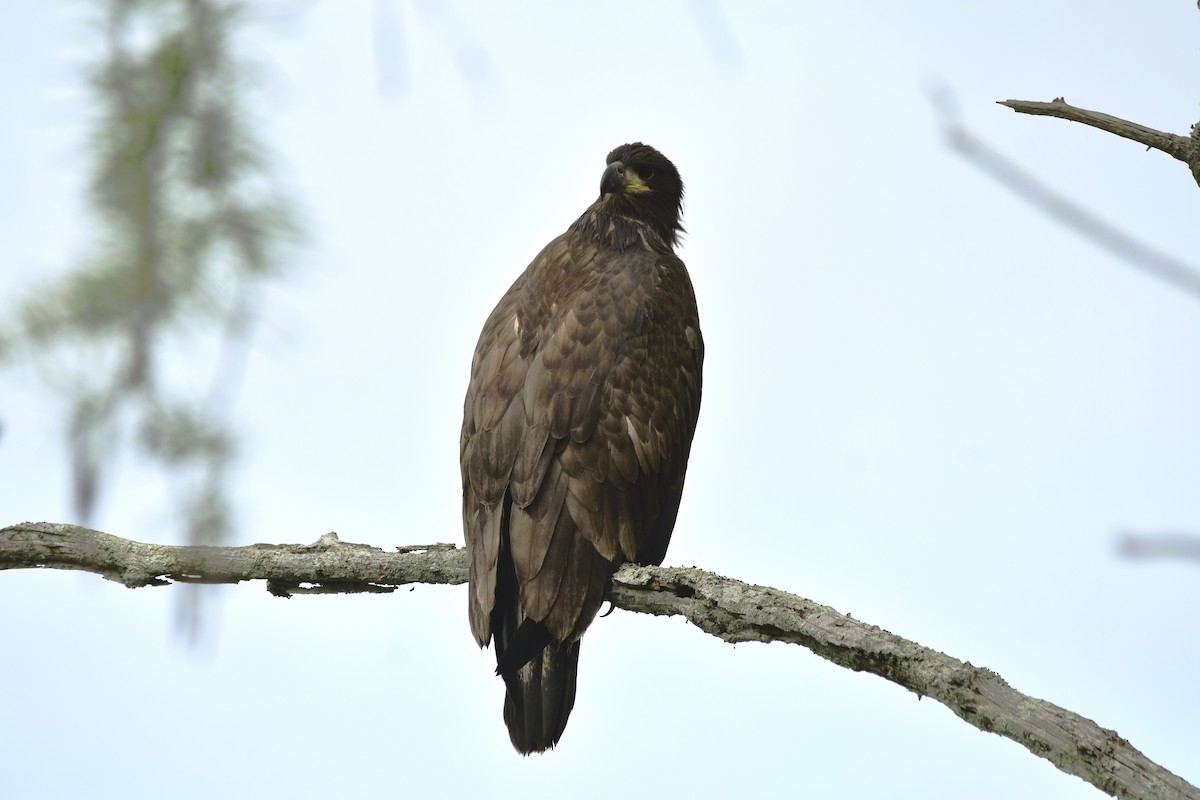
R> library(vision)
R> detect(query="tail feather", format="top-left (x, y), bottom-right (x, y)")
top-left (500, 638), bottom-right (580, 754)
top-left (490, 490), bottom-right (582, 753)
top-left (494, 617), bottom-right (552, 677)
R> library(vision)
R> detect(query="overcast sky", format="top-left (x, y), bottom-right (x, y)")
top-left (3, 2), bottom-right (1199, 798)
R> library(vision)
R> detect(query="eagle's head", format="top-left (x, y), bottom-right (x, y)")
top-left (598, 143), bottom-right (684, 247)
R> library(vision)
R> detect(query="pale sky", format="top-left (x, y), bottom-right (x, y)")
top-left (2, 2), bottom-right (1199, 798)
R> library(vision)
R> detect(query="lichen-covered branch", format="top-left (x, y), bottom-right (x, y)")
top-left (610, 566), bottom-right (1197, 800)
top-left (2, 521), bottom-right (1196, 800)
top-left (0, 521), bottom-right (466, 596)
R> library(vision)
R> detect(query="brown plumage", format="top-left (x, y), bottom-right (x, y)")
top-left (460, 143), bottom-right (703, 753)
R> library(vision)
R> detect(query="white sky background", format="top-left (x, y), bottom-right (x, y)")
top-left (2, 1), bottom-right (1199, 797)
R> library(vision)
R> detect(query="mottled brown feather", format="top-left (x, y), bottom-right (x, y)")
top-left (461, 143), bottom-right (703, 753)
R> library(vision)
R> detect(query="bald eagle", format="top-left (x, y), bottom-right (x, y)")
top-left (461, 143), bottom-right (703, 753)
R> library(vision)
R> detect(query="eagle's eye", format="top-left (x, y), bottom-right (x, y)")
top-left (640, 168), bottom-right (656, 181)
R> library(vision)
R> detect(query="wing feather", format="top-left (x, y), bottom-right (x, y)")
top-left (462, 225), bottom-right (702, 655)
top-left (510, 458), bottom-right (569, 583)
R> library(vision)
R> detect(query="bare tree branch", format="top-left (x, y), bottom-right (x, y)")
top-left (998, 98), bottom-right (1192, 165)
top-left (2, 521), bottom-right (1196, 800)
top-left (928, 89), bottom-right (1200, 301)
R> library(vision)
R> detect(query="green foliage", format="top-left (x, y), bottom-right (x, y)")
top-left (3, 0), bottom-right (300, 548)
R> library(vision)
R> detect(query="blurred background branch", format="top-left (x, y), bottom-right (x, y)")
top-left (2, 0), bottom-right (298, 538)
top-left (0, 0), bottom-right (300, 640)
top-left (1118, 532), bottom-right (1200, 564)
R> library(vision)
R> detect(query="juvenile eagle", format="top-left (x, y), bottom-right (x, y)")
top-left (461, 143), bottom-right (703, 753)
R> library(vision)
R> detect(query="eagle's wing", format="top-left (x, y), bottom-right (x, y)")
top-left (461, 230), bottom-right (703, 649)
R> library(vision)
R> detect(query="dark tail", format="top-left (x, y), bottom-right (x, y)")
top-left (490, 495), bottom-right (581, 753)
top-left (489, 494), bottom-right (578, 758)
top-left (499, 635), bottom-right (580, 754)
